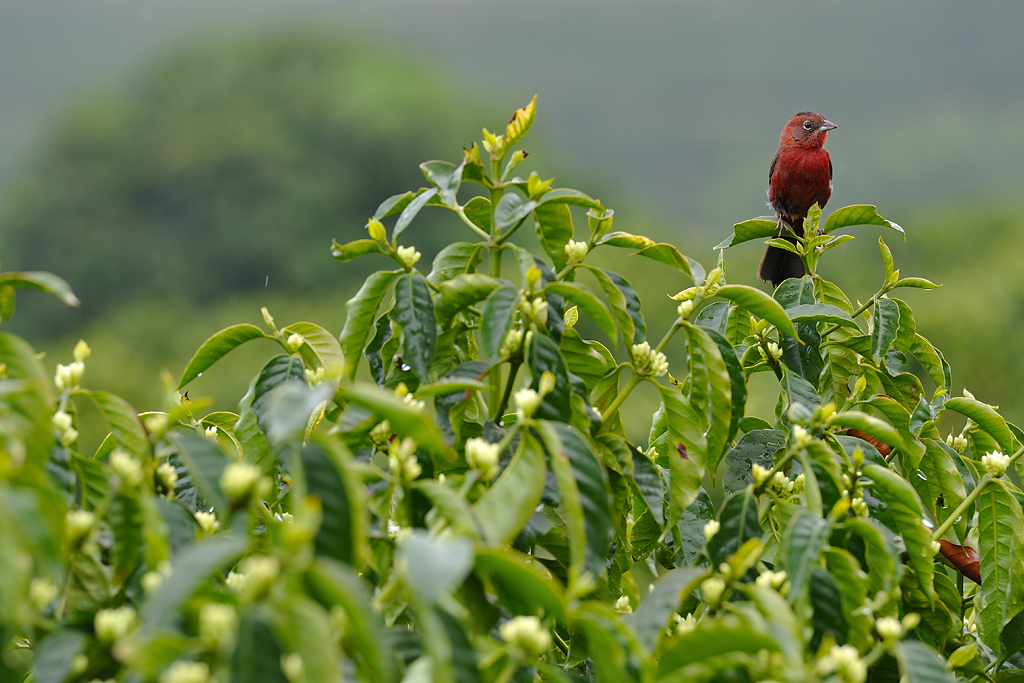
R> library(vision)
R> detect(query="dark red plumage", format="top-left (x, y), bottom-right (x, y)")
top-left (757, 112), bottom-right (836, 287)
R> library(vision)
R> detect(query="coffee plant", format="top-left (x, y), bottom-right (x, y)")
top-left (3, 97), bottom-right (1024, 683)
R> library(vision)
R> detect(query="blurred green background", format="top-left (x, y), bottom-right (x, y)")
top-left (2, 0), bottom-right (1023, 431)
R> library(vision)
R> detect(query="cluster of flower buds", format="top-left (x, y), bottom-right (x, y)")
top-left (54, 340), bottom-right (90, 392)
top-left (946, 432), bottom-right (969, 453)
top-left (160, 661), bottom-right (210, 683)
top-left (110, 450), bottom-right (143, 487)
top-left (465, 437), bottom-right (501, 481)
top-left (199, 602), bottom-right (238, 650)
top-left (631, 341), bottom-right (669, 378)
top-left (703, 519), bottom-right (721, 542)
top-left (981, 450), bottom-right (1011, 477)
top-left (755, 569), bottom-right (790, 596)
top-left (758, 341), bottom-right (783, 363)
top-left (394, 383), bottom-right (425, 413)
top-left (52, 410), bottom-right (77, 446)
top-left (227, 555), bottom-right (280, 602)
top-left (700, 577), bottom-right (726, 607)
top-left (613, 595), bottom-right (632, 613)
top-left (95, 605), bottom-right (138, 645)
top-left (500, 328), bottom-right (525, 358)
top-left (520, 296), bottom-right (549, 327)
top-left (514, 388), bottom-right (542, 423)
top-left (671, 612), bottom-right (697, 636)
top-left (388, 437), bottom-right (422, 481)
top-left (815, 644), bottom-right (867, 683)
top-left (564, 239), bottom-right (589, 265)
top-left (396, 245), bottom-right (422, 270)
top-left (220, 462), bottom-right (270, 503)
top-left (499, 615), bottom-right (552, 659)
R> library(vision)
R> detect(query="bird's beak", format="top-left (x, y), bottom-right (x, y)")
top-left (819, 120), bottom-right (837, 132)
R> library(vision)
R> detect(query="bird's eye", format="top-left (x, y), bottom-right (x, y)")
top-left (802, 121), bottom-right (813, 131)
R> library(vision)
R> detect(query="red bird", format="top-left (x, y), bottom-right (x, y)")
top-left (757, 112), bottom-right (836, 288)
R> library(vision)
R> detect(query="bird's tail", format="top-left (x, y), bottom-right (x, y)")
top-left (757, 239), bottom-right (805, 288)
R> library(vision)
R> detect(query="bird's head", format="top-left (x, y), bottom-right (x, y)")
top-left (782, 112), bottom-right (836, 147)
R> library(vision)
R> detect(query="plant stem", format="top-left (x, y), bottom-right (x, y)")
top-left (599, 321), bottom-right (682, 428)
top-left (453, 205), bottom-right (491, 241)
top-left (932, 443), bottom-right (1024, 541)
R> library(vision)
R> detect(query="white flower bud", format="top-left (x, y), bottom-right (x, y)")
top-left (282, 653), bottom-right (305, 682)
top-left (465, 437), bottom-right (501, 481)
top-left (982, 451), bottom-right (1010, 477)
top-left (65, 509), bottom-right (96, 543)
top-left (677, 299), bottom-right (694, 319)
top-left (144, 413), bottom-right (169, 437)
top-left (199, 603), bottom-right (237, 648)
top-left (236, 555), bottom-right (280, 601)
top-left (703, 519), bottom-right (721, 542)
top-left (160, 661), bottom-right (210, 683)
top-left (369, 420), bottom-right (392, 445)
top-left (790, 425), bottom-right (813, 449)
top-left (110, 450), bottom-right (143, 487)
top-left (875, 616), bottom-right (903, 640)
top-left (614, 595), bottom-right (632, 613)
top-left (673, 612), bottom-right (697, 635)
top-left (303, 366), bottom-right (326, 386)
top-left (157, 462), bottom-right (178, 491)
top-left (499, 615), bottom-right (552, 658)
top-left (851, 497), bottom-right (869, 516)
top-left (953, 434), bottom-right (968, 453)
top-left (396, 245), bottom-right (422, 269)
top-left (631, 341), bottom-right (669, 377)
top-left (500, 328), bottom-right (524, 357)
top-left (220, 462), bottom-right (262, 501)
top-left (752, 463), bottom-right (771, 487)
top-left (388, 437), bottom-right (422, 481)
top-left (73, 339), bottom-right (91, 362)
top-left (141, 571), bottom-right (165, 594)
top-left (815, 644), bottom-right (866, 683)
top-left (195, 511), bottom-right (220, 535)
top-left (29, 577), bottom-right (59, 611)
top-left (261, 306), bottom-right (277, 330)
top-left (366, 216), bottom-right (387, 243)
top-left (54, 363), bottom-right (74, 392)
top-left (69, 361), bottom-right (86, 383)
top-left (52, 411), bottom-right (73, 433)
top-left (564, 239), bottom-right (589, 264)
top-left (514, 388), bottom-right (542, 421)
top-left (204, 425), bottom-right (219, 441)
top-left (95, 606), bottom-right (138, 644)
top-left (701, 577), bottom-right (726, 606)
top-left (285, 333), bottom-right (305, 354)
top-left (538, 371), bottom-right (556, 397)
top-left (755, 570), bottom-right (788, 591)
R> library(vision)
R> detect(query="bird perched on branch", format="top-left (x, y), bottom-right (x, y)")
top-left (757, 112), bottom-right (836, 288)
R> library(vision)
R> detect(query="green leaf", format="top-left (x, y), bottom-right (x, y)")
top-left (399, 531), bottom-right (475, 604)
top-left (473, 434), bottom-right (547, 545)
top-left (108, 491), bottom-right (144, 583)
top-left (544, 281), bottom-right (617, 342)
top-left (560, 328), bottom-right (615, 387)
top-left (809, 567), bottom-right (849, 650)
top-left (628, 567), bottom-right (707, 653)
top-left (340, 270), bottom-right (399, 379)
top-left (494, 191), bottom-right (537, 233)
top-left (0, 270), bottom-right (79, 307)
top-left (534, 201), bottom-right (573, 269)
top-left (595, 231), bottom-right (654, 250)
top-left (340, 382), bottom-right (449, 457)
top-left (306, 558), bottom-right (397, 683)
top-left (830, 410), bottom-right (905, 453)
top-left (656, 618), bottom-right (781, 676)
top-left (539, 423), bottom-right (614, 579)
top-left (822, 204), bottom-right (904, 236)
top-left (32, 630), bottom-right (88, 683)
top-left (786, 303), bottom-right (859, 329)
top-left (479, 285), bottom-right (519, 362)
top-left (330, 238), bottom-right (386, 262)
top-left (435, 273), bottom-right (500, 327)
top-left (707, 489), bottom-right (762, 567)
top-left (683, 322), bottom-right (733, 477)
top-left (863, 464), bottom-right (934, 600)
top-left (301, 438), bottom-right (366, 567)
top-left (282, 321), bottom-right (345, 377)
top-left (715, 218), bottom-right (779, 249)
top-left (943, 397), bottom-right (1017, 456)
top-left (528, 334), bottom-right (572, 423)
top-left (474, 548), bottom-right (567, 621)
top-left (178, 324), bottom-right (271, 389)
top-left (374, 191), bottom-right (415, 219)
top-left (392, 187), bottom-right (438, 243)
top-left (392, 273), bottom-right (436, 382)
top-left (712, 284), bottom-right (800, 341)
top-left (723, 430), bottom-right (784, 496)
top-left (141, 535), bottom-right (248, 631)
top-left (0, 334), bottom-right (53, 476)
top-left (414, 480), bottom-right (482, 538)
top-left (841, 517), bottom-right (899, 594)
top-left (702, 329), bottom-right (747, 455)
top-left (918, 439), bottom-right (967, 539)
top-left (426, 241), bottom-right (483, 285)
top-left (895, 640), bottom-right (955, 683)
top-left (536, 187), bottom-right (602, 209)
top-left (420, 159), bottom-right (464, 206)
top-left (169, 429), bottom-right (230, 517)
top-left (585, 267), bottom-right (647, 345)
top-left (871, 298), bottom-right (900, 364)
top-left (82, 390), bottom-right (150, 460)
top-left (654, 384), bottom-right (708, 529)
top-left (781, 512), bottom-right (831, 598)
top-left (231, 610), bottom-right (289, 683)
top-left (892, 276), bottom-right (941, 290)
top-left (635, 243), bottom-right (695, 279)
top-left (977, 480), bottom-right (1024, 651)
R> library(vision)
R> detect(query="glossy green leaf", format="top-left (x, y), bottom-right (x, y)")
top-left (528, 334), bottom-right (572, 423)
top-left (895, 640), bottom-right (955, 683)
top-left (474, 548), bottom-right (567, 621)
top-left (435, 273), bottom-right (500, 327)
top-left (830, 410), bottom-right (905, 453)
top-left (306, 558), bottom-right (397, 683)
top-left (977, 480), bottom-right (1024, 651)
top-left (536, 187), bottom-right (602, 209)
top-left (534, 201), bottom-right (573, 269)
top-left (178, 324), bottom-right (270, 389)
top-left (822, 204), bottom-right (904, 235)
top-left (657, 617), bottom-right (780, 676)
top-left (713, 284), bottom-right (800, 340)
top-left (655, 383), bottom-right (708, 529)
top-left (82, 390), bottom-right (149, 460)
top-left (400, 531), bottom-right (475, 604)
top-left (595, 230), bottom-right (654, 249)
top-left (473, 434), bottom-right (547, 545)
top-left (420, 159), bottom-right (464, 206)
top-left (841, 517), bottom-right (900, 594)
top-left (32, 630), bottom-right (87, 683)
top-left (330, 238), bottom-right (386, 262)
top-left (714, 218), bottom-right (779, 249)
top-left (494, 191), bottom-right (536, 233)
top-left (863, 464), bottom-right (934, 600)
top-left (871, 298), bottom-right (900, 364)
top-left (478, 285), bottom-right (519, 362)
top-left (628, 566), bottom-right (707, 652)
top-left (707, 488), bottom-right (762, 567)
top-left (231, 610), bottom-right (289, 683)
top-left (282, 321), bottom-right (345, 376)
top-left (559, 328), bottom-right (615, 386)
top-left (392, 187), bottom-right (438, 243)
top-left (340, 382), bottom-right (449, 457)
top-left (635, 243), bottom-right (694, 279)
top-left (426, 241), bottom-right (483, 285)
top-left (392, 272), bottom-right (436, 382)
top-left (781, 512), bottom-right (831, 598)
top-left (683, 322), bottom-right (733, 478)
top-left (302, 438), bottom-right (366, 567)
top-left (108, 491), bottom-right (143, 582)
top-left (786, 303), bottom-right (858, 329)
top-left (340, 270), bottom-right (399, 379)
top-left (545, 281), bottom-right (618, 342)
top-left (0, 270), bottom-right (79, 307)
top-left (943, 396), bottom-right (1017, 456)
top-left (169, 429), bottom-right (230, 517)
